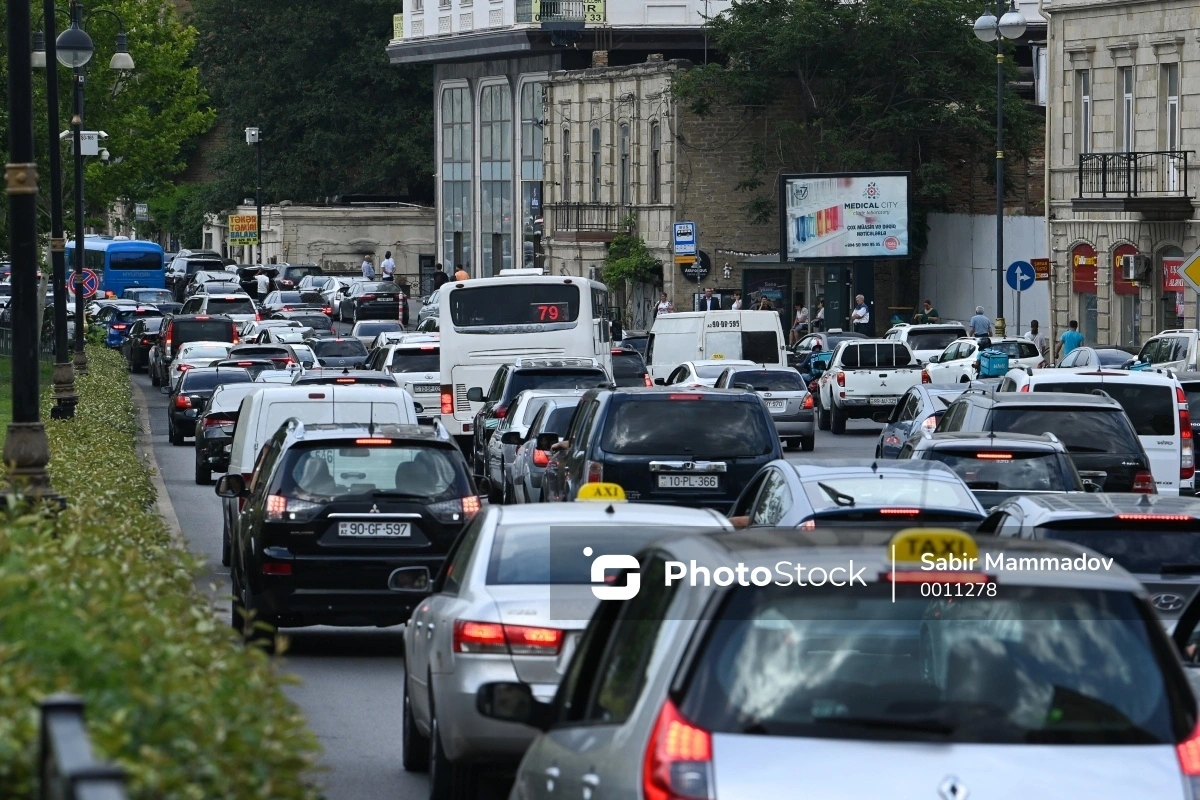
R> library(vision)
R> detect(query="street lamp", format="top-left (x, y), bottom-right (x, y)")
top-left (974, 0), bottom-right (1026, 337)
top-left (245, 127), bottom-right (262, 261)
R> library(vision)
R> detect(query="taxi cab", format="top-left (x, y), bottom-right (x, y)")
top-left (394, 483), bottom-right (732, 798)
top-left (474, 527), bottom-right (1200, 799)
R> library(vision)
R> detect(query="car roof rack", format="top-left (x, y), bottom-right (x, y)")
top-left (1041, 432), bottom-right (1061, 444)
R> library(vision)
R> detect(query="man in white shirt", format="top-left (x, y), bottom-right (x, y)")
top-left (361, 255), bottom-right (375, 280)
top-left (1025, 319), bottom-right (1050, 364)
top-left (380, 251), bottom-right (396, 281)
top-left (254, 267), bottom-right (270, 296)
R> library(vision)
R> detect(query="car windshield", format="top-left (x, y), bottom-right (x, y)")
top-left (907, 330), bottom-right (963, 351)
top-left (185, 260), bottom-right (224, 274)
top-left (1029, 382), bottom-right (1175, 437)
top-left (1184, 385), bottom-right (1200, 419)
top-left (274, 292), bottom-right (303, 304)
top-left (925, 450), bottom-right (1073, 491)
top-left (449, 284), bottom-right (581, 327)
top-left (290, 346), bottom-right (316, 366)
top-left (508, 369), bottom-right (608, 396)
top-left (274, 443), bottom-right (467, 502)
top-left (611, 352), bottom-right (647, 378)
top-left (110, 250), bottom-right (162, 270)
top-left (303, 276), bottom-right (332, 288)
top-left (801, 475), bottom-right (978, 511)
top-left (389, 349), bottom-right (440, 372)
top-left (180, 370), bottom-right (252, 391)
top-left (207, 298), bottom-right (256, 315)
top-left (989, 408), bottom-right (1142, 453)
top-left (180, 345), bottom-right (232, 360)
top-left (487, 525), bottom-right (683, 585)
top-left (728, 370), bottom-right (805, 391)
top-left (1040, 523), bottom-right (1200, 574)
top-left (680, 582), bottom-right (1179, 744)
top-left (356, 322), bottom-right (403, 336)
top-left (311, 339), bottom-right (368, 358)
top-left (601, 398), bottom-right (774, 457)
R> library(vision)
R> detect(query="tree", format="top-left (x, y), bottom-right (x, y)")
top-left (187, 0), bottom-right (435, 210)
top-left (672, 0), bottom-right (1039, 246)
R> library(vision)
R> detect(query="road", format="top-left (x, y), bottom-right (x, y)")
top-left (130, 320), bottom-right (882, 800)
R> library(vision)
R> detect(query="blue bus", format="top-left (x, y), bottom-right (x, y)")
top-left (65, 235), bottom-right (165, 296)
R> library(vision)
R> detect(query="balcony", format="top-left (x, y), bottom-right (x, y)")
top-left (548, 203), bottom-right (630, 242)
top-left (1073, 151), bottom-right (1195, 218)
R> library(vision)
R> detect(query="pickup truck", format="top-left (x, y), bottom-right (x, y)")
top-left (816, 340), bottom-right (926, 434)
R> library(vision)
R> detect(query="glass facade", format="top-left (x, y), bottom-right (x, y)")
top-left (441, 87), bottom-right (473, 273)
top-left (520, 82), bottom-right (544, 269)
top-left (480, 83), bottom-right (513, 277)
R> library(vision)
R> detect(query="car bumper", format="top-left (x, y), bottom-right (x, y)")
top-left (432, 658), bottom-right (552, 764)
top-left (198, 434), bottom-right (232, 469)
top-left (356, 303), bottom-right (402, 319)
top-left (169, 409), bottom-right (197, 428)
top-left (770, 411), bottom-right (815, 437)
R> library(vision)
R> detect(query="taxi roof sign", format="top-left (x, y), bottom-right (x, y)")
top-left (890, 528), bottom-right (979, 565)
top-left (576, 482), bottom-right (626, 502)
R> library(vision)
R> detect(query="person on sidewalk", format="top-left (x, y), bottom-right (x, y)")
top-left (912, 299), bottom-right (940, 324)
top-left (790, 305), bottom-right (809, 345)
top-left (1025, 319), bottom-right (1050, 364)
top-left (453, 264), bottom-right (469, 282)
top-left (432, 263), bottom-right (450, 290)
top-left (729, 291), bottom-right (743, 310)
top-left (969, 306), bottom-right (994, 338)
top-left (1056, 319), bottom-right (1085, 360)
top-left (655, 292), bottom-right (674, 317)
top-left (850, 295), bottom-right (871, 335)
top-left (361, 255), bottom-right (375, 281)
top-left (380, 251), bottom-right (396, 281)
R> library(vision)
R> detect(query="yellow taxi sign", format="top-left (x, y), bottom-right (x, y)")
top-left (890, 528), bottom-right (979, 565)
top-left (576, 482), bottom-right (627, 502)
top-left (711, 353), bottom-right (725, 359)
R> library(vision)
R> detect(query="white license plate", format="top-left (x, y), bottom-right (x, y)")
top-left (337, 521), bottom-right (411, 538)
top-left (765, 399), bottom-right (787, 410)
top-left (870, 397), bottom-right (898, 406)
top-left (657, 474), bottom-right (719, 489)
top-left (412, 384), bottom-right (439, 394)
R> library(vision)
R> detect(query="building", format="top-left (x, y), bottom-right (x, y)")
top-left (386, 0), bottom-right (728, 278)
top-left (1044, 0), bottom-right (1199, 348)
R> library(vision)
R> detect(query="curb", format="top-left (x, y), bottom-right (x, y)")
top-left (130, 379), bottom-right (187, 549)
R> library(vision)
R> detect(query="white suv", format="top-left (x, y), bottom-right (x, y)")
top-left (924, 337), bottom-right (1044, 384)
top-left (1135, 329), bottom-right (1200, 373)
top-left (998, 366), bottom-right (1194, 496)
top-left (180, 293), bottom-right (260, 325)
top-left (883, 323), bottom-right (967, 363)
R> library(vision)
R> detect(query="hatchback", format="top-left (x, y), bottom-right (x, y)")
top-left (307, 337), bottom-right (369, 368)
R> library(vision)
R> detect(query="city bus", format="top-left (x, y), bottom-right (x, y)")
top-left (65, 235), bottom-right (165, 297)
top-left (438, 269), bottom-right (613, 446)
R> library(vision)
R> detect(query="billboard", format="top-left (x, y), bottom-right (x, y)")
top-left (780, 172), bottom-right (910, 260)
top-left (229, 214), bottom-right (259, 245)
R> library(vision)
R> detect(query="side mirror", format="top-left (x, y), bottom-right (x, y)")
top-left (500, 431), bottom-right (523, 446)
top-left (927, 355), bottom-right (940, 363)
top-left (654, 378), bottom-right (666, 386)
top-left (1082, 480), bottom-right (1104, 494)
top-left (475, 682), bottom-right (553, 731)
top-left (466, 387), bottom-right (485, 402)
top-left (535, 432), bottom-right (560, 451)
top-left (215, 473), bottom-right (247, 498)
top-left (387, 566), bottom-right (432, 594)
top-left (160, 385), bottom-right (170, 395)
top-left (728, 515), bottom-right (750, 529)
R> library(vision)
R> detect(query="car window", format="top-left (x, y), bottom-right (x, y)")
top-left (750, 469), bottom-right (791, 525)
top-left (667, 367), bottom-right (687, 385)
top-left (926, 450), bottom-right (1073, 491)
top-left (543, 403), bottom-right (581, 435)
top-left (988, 408), bottom-right (1142, 453)
top-left (1138, 339), bottom-right (1161, 363)
top-left (487, 525), bottom-right (669, 585)
top-left (565, 399), bottom-right (599, 447)
top-left (274, 443), bottom-right (466, 502)
top-left (1059, 350), bottom-right (1079, 367)
top-left (309, 339), bottom-right (369, 358)
top-left (180, 370), bottom-right (253, 391)
top-left (611, 352), bottom-right (648, 379)
top-left (1039, 522), bottom-right (1200, 574)
top-left (602, 398), bottom-right (775, 457)
top-left (941, 343), bottom-right (960, 361)
top-left (207, 298), bottom-right (256, 315)
top-left (897, 393), bottom-right (919, 422)
top-left (728, 370), bottom-right (805, 391)
top-left (1030, 381), bottom-right (1176, 437)
top-left (507, 369), bottom-right (608, 396)
top-left (1184, 385), bottom-right (1200, 419)
top-left (485, 367), bottom-right (507, 402)
top-left (440, 515), bottom-right (485, 596)
top-left (730, 471), bottom-right (769, 518)
top-left (389, 348), bottom-right (440, 373)
top-left (907, 330), bottom-right (962, 352)
top-left (801, 475), bottom-right (978, 511)
top-left (937, 401), bottom-right (969, 432)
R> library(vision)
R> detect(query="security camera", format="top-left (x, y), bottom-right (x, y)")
top-left (99, 148), bottom-right (110, 162)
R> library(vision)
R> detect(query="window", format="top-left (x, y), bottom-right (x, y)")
top-left (440, 516), bottom-right (484, 595)
top-left (1119, 67), bottom-right (1134, 152)
top-left (561, 127), bottom-right (571, 202)
top-left (601, 398), bottom-right (775, 457)
top-left (519, 82), bottom-right (544, 269)
top-left (480, 83), bottom-right (513, 277)
top-left (1077, 70), bottom-right (1092, 155)
top-left (988, 408), bottom-right (1142, 453)
top-left (649, 122), bottom-right (661, 203)
top-left (448, 283), bottom-right (581, 327)
top-left (1164, 63), bottom-right (1180, 151)
top-left (618, 123), bottom-right (631, 206)
top-left (590, 127), bottom-right (601, 202)
top-left (441, 86), bottom-right (473, 272)
top-left (413, 0), bottom-right (423, 9)
top-left (750, 469), bottom-right (791, 525)
top-left (1030, 381), bottom-right (1176, 436)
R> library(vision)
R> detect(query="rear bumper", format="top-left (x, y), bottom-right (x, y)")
top-left (432, 659), bottom-right (550, 764)
top-left (169, 409), bottom-right (197, 429)
top-left (771, 412), bottom-right (815, 437)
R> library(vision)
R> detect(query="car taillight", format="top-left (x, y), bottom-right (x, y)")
top-left (362, 294), bottom-right (376, 301)
top-left (323, 307), bottom-right (332, 314)
top-left (836, 371), bottom-right (845, 387)
top-left (1180, 388), bottom-right (1195, 481)
top-left (921, 369), bottom-right (931, 384)
top-left (879, 508), bottom-right (921, 516)
top-left (921, 415), bottom-right (938, 431)
top-left (202, 416), bottom-right (230, 428)
top-left (177, 364), bottom-right (193, 372)
top-left (265, 494), bottom-right (323, 522)
top-left (112, 323), bottom-right (128, 331)
top-left (644, 374), bottom-right (653, 387)
top-left (453, 620), bottom-right (563, 655)
top-left (1019, 384), bottom-right (1031, 392)
top-left (494, 404), bottom-right (509, 420)
top-left (1177, 720), bottom-right (1200, 793)
top-left (174, 395), bottom-right (192, 409)
top-left (642, 698), bottom-right (712, 800)
top-left (140, 337), bottom-right (152, 345)
top-left (261, 562), bottom-right (292, 576)
top-left (533, 449), bottom-right (550, 467)
top-left (441, 387), bottom-right (454, 415)
top-left (282, 306), bottom-right (293, 312)
top-left (802, 394), bottom-right (814, 409)
top-left (585, 461), bottom-right (603, 483)
top-left (667, 394), bottom-right (702, 400)
top-left (428, 495), bottom-right (481, 523)
top-left (1133, 470), bottom-right (1157, 494)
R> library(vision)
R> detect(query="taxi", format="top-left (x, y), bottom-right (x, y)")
top-left (393, 483), bottom-right (732, 798)
top-left (474, 527), bottom-right (1200, 799)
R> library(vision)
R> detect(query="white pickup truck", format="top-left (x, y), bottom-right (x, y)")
top-left (817, 340), bottom-right (925, 434)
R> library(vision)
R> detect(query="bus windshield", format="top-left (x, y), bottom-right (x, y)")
top-left (449, 284), bottom-right (580, 328)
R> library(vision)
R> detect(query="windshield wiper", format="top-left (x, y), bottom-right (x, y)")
top-left (812, 715), bottom-right (954, 734)
top-left (817, 482), bottom-right (856, 507)
top-left (1159, 563), bottom-right (1200, 575)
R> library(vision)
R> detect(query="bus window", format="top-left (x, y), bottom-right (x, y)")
top-left (448, 284), bottom-right (581, 327)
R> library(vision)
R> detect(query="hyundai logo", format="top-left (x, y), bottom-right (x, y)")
top-left (1152, 593), bottom-right (1186, 612)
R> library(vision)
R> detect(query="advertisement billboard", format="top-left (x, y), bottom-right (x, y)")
top-left (779, 172), bottom-right (910, 260)
top-left (228, 214), bottom-right (259, 245)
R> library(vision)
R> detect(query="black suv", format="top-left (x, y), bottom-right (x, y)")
top-left (468, 358), bottom-right (611, 478)
top-left (276, 263), bottom-right (322, 290)
top-left (217, 421), bottom-right (477, 641)
top-left (121, 316), bottom-right (163, 372)
top-left (935, 390), bottom-right (1155, 493)
top-left (149, 314), bottom-right (240, 387)
top-left (982, 493), bottom-right (1200, 626)
top-left (610, 348), bottom-right (651, 387)
top-left (540, 386), bottom-right (782, 510)
top-left (165, 366), bottom-right (253, 446)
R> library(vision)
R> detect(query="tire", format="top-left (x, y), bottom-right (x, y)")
top-left (402, 680), bottom-right (430, 773)
top-left (800, 436), bottom-right (815, 452)
top-left (830, 403), bottom-right (847, 435)
top-left (150, 365), bottom-right (161, 387)
top-left (169, 421), bottom-right (185, 446)
top-left (221, 515), bottom-right (231, 567)
top-left (429, 711), bottom-right (476, 800)
top-left (242, 586), bottom-right (278, 653)
top-left (817, 400), bottom-right (831, 431)
top-left (488, 463), bottom-right (504, 504)
top-left (195, 449), bottom-right (212, 485)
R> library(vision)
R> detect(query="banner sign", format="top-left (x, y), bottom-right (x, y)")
top-left (1164, 256), bottom-right (1185, 292)
top-left (780, 172), bottom-right (910, 260)
top-left (229, 214), bottom-right (259, 245)
top-left (1031, 257), bottom-right (1050, 281)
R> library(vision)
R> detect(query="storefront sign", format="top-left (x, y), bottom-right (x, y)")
top-left (680, 250), bottom-right (710, 283)
top-left (1071, 244), bottom-right (1097, 294)
top-left (1031, 257), bottom-right (1050, 281)
top-left (393, 13), bottom-right (404, 39)
top-left (229, 214), bottom-right (259, 245)
top-left (1164, 256), bottom-right (1185, 292)
top-left (780, 172), bottom-right (909, 260)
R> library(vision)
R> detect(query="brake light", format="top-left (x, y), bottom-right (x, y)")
top-left (1179, 389), bottom-right (1194, 481)
top-left (261, 562), bottom-right (292, 576)
top-left (1133, 470), bottom-right (1157, 494)
top-left (1177, 720), bottom-right (1200, 787)
top-left (667, 394), bottom-right (702, 400)
top-left (1019, 384), bottom-right (1030, 392)
top-left (282, 306), bottom-right (293, 312)
top-left (177, 364), bottom-right (193, 372)
top-left (335, 378), bottom-right (357, 384)
top-left (836, 371), bottom-right (845, 387)
top-left (452, 620), bottom-right (564, 655)
top-left (196, 315), bottom-right (210, 319)
top-left (976, 452), bottom-right (1013, 460)
top-left (802, 394), bottom-right (814, 409)
top-left (355, 438), bottom-right (393, 445)
top-left (203, 416), bottom-right (231, 428)
top-left (644, 374), bottom-right (653, 387)
top-left (266, 494), bottom-right (287, 519)
top-left (642, 698), bottom-right (712, 800)
top-left (585, 461), bottom-right (603, 483)
top-left (921, 369), bottom-right (931, 384)
top-left (140, 337), bottom-right (152, 345)
top-left (323, 307), bottom-right (332, 314)
top-left (362, 294), bottom-right (377, 301)
top-left (174, 395), bottom-right (192, 409)
top-left (879, 508), bottom-right (921, 515)
top-left (1117, 513), bottom-right (1194, 522)
top-left (462, 495), bottom-right (481, 518)
top-left (921, 415), bottom-right (938, 431)
top-left (612, 349), bottom-right (624, 355)
top-left (420, 346), bottom-right (437, 351)
top-left (112, 323), bottom-right (128, 331)
top-left (494, 404), bottom-right (509, 420)
top-left (533, 449), bottom-right (550, 467)
top-left (255, 312), bottom-right (261, 321)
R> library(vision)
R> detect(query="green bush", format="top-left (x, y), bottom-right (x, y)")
top-left (0, 347), bottom-right (321, 799)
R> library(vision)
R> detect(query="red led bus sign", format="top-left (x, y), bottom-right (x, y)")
top-left (531, 302), bottom-right (568, 323)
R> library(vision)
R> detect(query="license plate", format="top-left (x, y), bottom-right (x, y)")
top-left (657, 474), bottom-right (719, 489)
top-left (412, 384), bottom-right (439, 394)
top-left (765, 399), bottom-right (787, 410)
top-left (337, 521), bottom-right (411, 538)
top-left (870, 397), bottom-right (898, 406)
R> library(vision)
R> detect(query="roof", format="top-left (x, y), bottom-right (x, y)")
top-left (993, 492), bottom-right (1200, 519)
top-left (284, 421), bottom-right (450, 445)
top-left (492, 502), bottom-right (731, 529)
top-left (1014, 367), bottom-right (1179, 385)
top-left (687, 359), bottom-right (756, 367)
top-left (965, 390), bottom-right (1122, 408)
top-left (916, 431), bottom-right (1064, 450)
top-left (609, 385), bottom-right (756, 397)
top-left (784, 459), bottom-right (961, 479)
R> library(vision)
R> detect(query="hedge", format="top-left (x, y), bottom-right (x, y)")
top-left (0, 347), bottom-right (322, 799)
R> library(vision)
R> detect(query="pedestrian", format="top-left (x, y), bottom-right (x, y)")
top-left (655, 292), bottom-right (674, 317)
top-left (969, 305), bottom-right (993, 338)
top-left (755, 295), bottom-right (773, 311)
top-left (254, 266), bottom-right (270, 297)
top-left (1056, 319), bottom-right (1085, 360)
top-left (432, 263), bottom-right (450, 290)
top-left (813, 299), bottom-right (825, 332)
top-left (453, 264), bottom-right (470, 282)
top-left (380, 250), bottom-right (396, 281)
top-left (912, 299), bottom-right (940, 324)
top-left (701, 287), bottom-right (722, 311)
top-left (790, 305), bottom-right (809, 345)
top-left (850, 294), bottom-right (871, 335)
top-left (729, 291), bottom-right (742, 310)
top-left (1025, 319), bottom-right (1050, 364)
top-left (361, 254), bottom-right (375, 280)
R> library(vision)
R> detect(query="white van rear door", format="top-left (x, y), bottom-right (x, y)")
top-left (333, 402), bottom-right (404, 425)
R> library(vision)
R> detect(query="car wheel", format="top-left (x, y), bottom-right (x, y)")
top-left (817, 400), bottom-right (831, 431)
top-left (830, 404), bottom-right (847, 435)
top-left (169, 422), bottom-right (184, 446)
top-left (150, 366), bottom-right (161, 387)
top-left (800, 436), bottom-right (815, 452)
top-left (401, 679), bottom-right (430, 773)
top-left (428, 710), bottom-right (475, 800)
top-left (195, 449), bottom-right (212, 485)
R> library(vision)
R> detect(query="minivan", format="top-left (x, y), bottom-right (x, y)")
top-left (646, 310), bottom-right (787, 381)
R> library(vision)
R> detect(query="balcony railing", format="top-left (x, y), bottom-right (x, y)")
top-left (548, 203), bottom-right (629, 240)
top-left (516, 0), bottom-right (604, 24)
top-left (1076, 150), bottom-right (1192, 199)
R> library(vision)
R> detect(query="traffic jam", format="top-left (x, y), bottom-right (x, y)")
top-left (97, 260), bottom-right (1200, 799)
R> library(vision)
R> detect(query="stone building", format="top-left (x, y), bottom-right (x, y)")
top-left (1044, 0), bottom-right (1199, 348)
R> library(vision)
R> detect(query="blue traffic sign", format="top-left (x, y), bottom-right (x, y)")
top-left (673, 221), bottom-right (697, 256)
top-left (1006, 260), bottom-right (1035, 292)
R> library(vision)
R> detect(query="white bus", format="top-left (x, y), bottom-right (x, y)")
top-left (438, 270), bottom-right (613, 443)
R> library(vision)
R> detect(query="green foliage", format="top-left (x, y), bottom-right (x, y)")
top-left (141, 183), bottom-right (216, 249)
top-left (603, 217), bottom-right (659, 287)
top-left (187, 0), bottom-right (435, 208)
top-left (0, 347), bottom-right (321, 799)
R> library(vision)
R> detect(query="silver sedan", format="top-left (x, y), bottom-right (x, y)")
top-left (714, 365), bottom-right (815, 450)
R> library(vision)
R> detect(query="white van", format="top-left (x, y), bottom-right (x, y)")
top-left (219, 385), bottom-right (419, 565)
top-left (646, 310), bottom-right (787, 381)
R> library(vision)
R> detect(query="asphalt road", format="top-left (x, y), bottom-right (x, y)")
top-left (130, 320), bottom-right (882, 800)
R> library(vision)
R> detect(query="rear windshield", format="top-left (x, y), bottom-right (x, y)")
top-left (207, 298), bottom-right (256, 315)
top-left (179, 344), bottom-right (232, 360)
top-left (229, 347), bottom-right (288, 359)
top-left (1185, 386), bottom-right (1200, 419)
top-left (680, 583), bottom-right (1180, 744)
top-left (487, 525), bottom-right (679, 585)
top-left (508, 369), bottom-right (608, 396)
top-left (728, 370), bottom-right (805, 391)
top-left (1040, 523), bottom-right (1200, 574)
top-left (925, 450), bottom-right (1073, 491)
top-left (110, 250), bottom-right (162, 270)
top-left (288, 314), bottom-right (331, 331)
top-left (449, 284), bottom-right (581, 327)
top-left (173, 320), bottom-right (235, 344)
top-left (115, 309), bottom-right (163, 322)
top-left (301, 275), bottom-right (333, 288)
top-left (273, 443), bottom-right (468, 502)
top-left (907, 330), bottom-right (963, 351)
top-left (209, 387), bottom-right (257, 412)
top-left (311, 339), bottom-right (368, 358)
top-left (185, 260), bottom-right (224, 275)
top-left (988, 341), bottom-right (1040, 359)
top-left (275, 292), bottom-right (304, 304)
top-left (611, 352), bottom-right (647, 378)
top-left (601, 398), bottom-right (774, 457)
top-left (1030, 382), bottom-right (1176, 437)
top-left (126, 289), bottom-right (173, 303)
top-left (801, 475), bottom-right (978, 512)
top-left (840, 343), bottom-right (912, 368)
top-left (988, 408), bottom-right (1142, 454)
top-left (138, 318), bottom-right (164, 333)
top-left (357, 283), bottom-right (398, 294)
top-left (389, 349), bottom-right (440, 373)
top-left (1097, 350), bottom-right (1135, 367)
top-left (283, 266), bottom-right (319, 279)
top-left (180, 370), bottom-right (252, 391)
top-left (356, 322), bottom-right (404, 336)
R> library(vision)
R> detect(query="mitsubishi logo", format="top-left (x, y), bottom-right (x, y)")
top-left (369, 504), bottom-right (381, 514)
top-left (425, 374), bottom-right (433, 379)
top-left (1152, 593), bottom-right (1186, 612)
top-left (938, 776), bottom-right (968, 800)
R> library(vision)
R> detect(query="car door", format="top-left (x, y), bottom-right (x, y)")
top-left (925, 342), bottom-right (961, 383)
top-left (561, 399), bottom-right (601, 500)
top-left (747, 468), bottom-right (793, 526)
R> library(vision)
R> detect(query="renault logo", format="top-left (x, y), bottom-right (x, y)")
top-left (1152, 593), bottom-right (1186, 612)
top-left (938, 777), bottom-right (968, 800)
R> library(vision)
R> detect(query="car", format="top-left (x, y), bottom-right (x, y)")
top-left (924, 336), bottom-right (1045, 384)
top-left (984, 493), bottom-right (1200, 626)
top-left (290, 369), bottom-right (400, 387)
top-left (103, 305), bottom-right (163, 349)
top-left (477, 527), bottom-right (1199, 799)
top-left (239, 318), bottom-right (302, 341)
top-left (349, 319), bottom-right (405, 345)
top-left (875, 385), bottom-right (967, 458)
top-left (181, 270), bottom-right (238, 300)
top-left (193, 383), bottom-right (263, 485)
top-left (306, 336), bottom-right (370, 369)
top-left (272, 309), bottom-right (334, 333)
top-left (218, 421), bottom-right (478, 642)
top-left (319, 277), bottom-right (353, 318)
top-left (295, 273), bottom-right (336, 298)
top-left (166, 340), bottom-right (237, 392)
top-left (287, 343), bottom-right (317, 370)
top-left (259, 290), bottom-right (313, 314)
top-left (260, 327), bottom-right (313, 346)
top-left (415, 288), bottom-right (440, 326)
top-left (713, 365), bottom-right (815, 451)
top-left (121, 287), bottom-right (174, 305)
top-left (397, 488), bottom-right (732, 794)
top-left (120, 317), bottom-right (163, 373)
top-left (506, 395), bottom-right (583, 504)
top-left (211, 358), bottom-right (275, 380)
top-left (164, 365), bottom-right (252, 446)
top-left (728, 458), bottom-right (986, 527)
top-left (609, 347), bottom-right (651, 387)
top-left (367, 340), bottom-right (441, 419)
top-left (339, 280), bottom-right (407, 325)
top-left (226, 343), bottom-right (295, 369)
top-left (179, 293), bottom-right (260, 326)
top-left (647, 310), bottom-right (787, 381)
top-left (541, 386), bottom-right (783, 510)
top-left (487, 389), bottom-right (587, 503)
top-left (936, 389), bottom-right (1156, 493)
top-left (882, 322), bottom-right (968, 363)
top-left (657, 359), bottom-right (756, 388)
top-left (897, 431), bottom-right (1091, 509)
top-left (786, 329), bottom-right (867, 369)
top-left (815, 340), bottom-right (924, 434)
top-left (149, 314), bottom-right (240, 388)
top-left (1134, 329), bottom-right (1200, 372)
top-left (274, 263), bottom-right (322, 291)
top-left (166, 250), bottom-right (225, 300)
top-left (1055, 345), bottom-right (1136, 369)
top-left (998, 367), bottom-right (1194, 496)
top-left (1180, 372), bottom-right (1200, 443)
top-left (618, 329), bottom-right (649, 355)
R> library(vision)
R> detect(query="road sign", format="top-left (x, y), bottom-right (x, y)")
top-left (673, 221), bottom-right (696, 256)
top-left (673, 255), bottom-right (695, 264)
top-left (1006, 260), bottom-right (1035, 292)
top-left (1031, 257), bottom-right (1050, 281)
top-left (68, 269), bottom-right (99, 299)
top-left (1180, 246), bottom-right (1200, 294)
top-left (135, 203), bottom-right (148, 221)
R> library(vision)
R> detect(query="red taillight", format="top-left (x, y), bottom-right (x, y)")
top-left (335, 378), bottom-right (357, 384)
top-left (1179, 389), bottom-right (1194, 481)
top-left (921, 369), bottom-right (931, 384)
top-left (140, 337), bottom-right (152, 345)
top-left (802, 394), bottom-right (814, 409)
top-left (1019, 384), bottom-right (1030, 392)
top-left (533, 449), bottom-right (550, 467)
top-left (362, 294), bottom-right (376, 301)
top-left (1177, 720), bottom-right (1200, 781)
top-left (667, 394), bottom-right (702, 400)
top-left (586, 461), bottom-right (603, 483)
top-left (1116, 513), bottom-right (1194, 522)
top-left (921, 415), bottom-right (938, 431)
top-left (644, 374), bottom-right (653, 387)
top-left (112, 323), bottom-right (128, 330)
top-left (452, 620), bottom-right (563, 655)
top-left (1133, 470), bottom-right (1157, 494)
top-left (441, 387), bottom-right (454, 415)
top-left (174, 395), bottom-right (192, 409)
top-left (836, 371), bottom-right (845, 387)
top-left (356, 438), bottom-right (394, 445)
top-left (177, 363), bottom-right (193, 372)
top-left (494, 404), bottom-right (509, 419)
top-left (462, 495), bottom-right (481, 518)
top-left (642, 699), bottom-right (712, 800)
top-left (281, 306), bottom-right (293, 312)
top-left (261, 561), bottom-right (292, 576)
top-left (203, 416), bottom-right (230, 428)
top-left (976, 452), bottom-right (1013, 460)
top-left (323, 307), bottom-right (332, 314)
top-left (879, 508), bottom-right (921, 515)
top-left (612, 348), bottom-right (624, 355)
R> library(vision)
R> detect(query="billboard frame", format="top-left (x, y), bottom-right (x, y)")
top-left (778, 171), bottom-right (912, 262)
